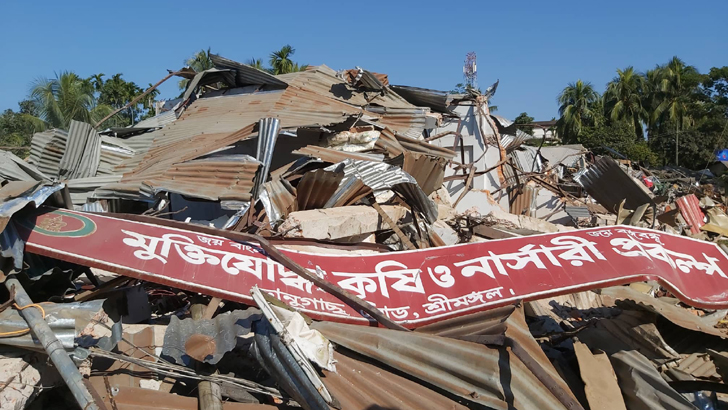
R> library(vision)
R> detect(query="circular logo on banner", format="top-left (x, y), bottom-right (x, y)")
top-left (23, 210), bottom-right (97, 238)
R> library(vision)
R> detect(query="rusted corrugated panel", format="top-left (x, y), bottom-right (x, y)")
top-left (122, 125), bottom-right (257, 186)
top-left (143, 156), bottom-right (260, 201)
top-left (575, 156), bottom-right (654, 213)
top-left (599, 286), bottom-right (727, 339)
top-left (510, 184), bottom-right (535, 216)
top-left (610, 350), bottom-right (697, 410)
top-left (280, 66), bottom-right (415, 109)
top-left (322, 352), bottom-right (470, 410)
top-left (296, 169), bottom-right (342, 210)
top-left (292, 145), bottom-right (384, 163)
top-left (395, 133), bottom-right (456, 160)
top-left (373, 127), bottom-right (406, 157)
top-left (401, 151), bottom-right (445, 196)
top-left (314, 305), bottom-right (575, 410)
top-left (676, 194), bottom-right (705, 234)
top-left (366, 106), bottom-right (428, 139)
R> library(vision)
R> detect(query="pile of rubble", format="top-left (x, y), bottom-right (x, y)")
top-left (1, 55), bottom-right (728, 409)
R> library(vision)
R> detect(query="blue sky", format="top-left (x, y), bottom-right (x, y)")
top-left (1, 0), bottom-right (725, 121)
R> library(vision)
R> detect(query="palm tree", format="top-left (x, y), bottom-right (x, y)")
top-left (652, 57), bottom-right (699, 165)
top-left (178, 48), bottom-right (215, 90)
top-left (605, 67), bottom-right (647, 139)
top-left (643, 67), bottom-right (663, 138)
top-left (556, 80), bottom-right (600, 143)
top-left (269, 45), bottom-right (307, 75)
top-left (29, 71), bottom-right (111, 129)
top-left (246, 58), bottom-right (269, 72)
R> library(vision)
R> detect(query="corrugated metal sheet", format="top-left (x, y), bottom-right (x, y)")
top-left (510, 184), bottom-right (536, 216)
top-left (599, 286), bottom-right (727, 339)
top-left (540, 144), bottom-right (587, 168)
top-left (281, 66), bottom-right (415, 110)
top-left (565, 205), bottom-right (592, 219)
top-left (293, 145), bottom-right (384, 163)
top-left (400, 151), bottom-right (446, 196)
top-left (576, 156), bottom-right (655, 214)
top-left (133, 109), bottom-right (178, 128)
top-left (98, 136), bottom-right (135, 175)
top-left (322, 352), bottom-right (470, 410)
top-left (365, 106), bottom-right (428, 139)
top-left (260, 178), bottom-right (297, 224)
top-left (210, 54), bottom-right (288, 89)
top-left (59, 120), bottom-right (101, 179)
top-left (389, 85), bottom-right (467, 113)
top-left (28, 129), bottom-right (68, 177)
top-left (395, 133), bottom-right (456, 160)
top-left (162, 309), bottom-right (260, 366)
top-left (66, 175), bottom-right (123, 205)
top-left (142, 155), bottom-right (260, 201)
top-left (610, 350), bottom-right (697, 410)
top-left (296, 169), bottom-right (343, 210)
top-left (324, 159), bottom-right (438, 223)
top-left (0, 150), bottom-right (49, 181)
top-left (314, 305), bottom-right (575, 410)
top-left (676, 194), bottom-right (706, 234)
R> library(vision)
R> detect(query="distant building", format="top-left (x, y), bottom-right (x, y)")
top-left (528, 120), bottom-right (559, 142)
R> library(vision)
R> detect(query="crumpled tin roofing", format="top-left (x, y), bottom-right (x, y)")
top-left (325, 159), bottom-right (438, 223)
top-left (28, 128), bottom-right (68, 177)
top-left (314, 305), bottom-right (575, 410)
top-left (576, 156), bottom-right (654, 213)
top-left (59, 120), bottom-right (102, 179)
top-left (0, 150), bottom-right (49, 182)
top-left (389, 85), bottom-right (468, 113)
top-left (162, 309), bottom-right (261, 366)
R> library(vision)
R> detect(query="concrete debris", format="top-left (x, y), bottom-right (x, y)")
top-left (278, 205), bottom-right (411, 240)
top-left (3, 53), bottom-right (728, 410)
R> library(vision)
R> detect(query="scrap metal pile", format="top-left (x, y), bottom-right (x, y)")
top-left (2, 55), bottom-right (728, 409)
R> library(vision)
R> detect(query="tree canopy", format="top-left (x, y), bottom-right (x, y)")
top-left (556, 57), bottom-right (728, 169)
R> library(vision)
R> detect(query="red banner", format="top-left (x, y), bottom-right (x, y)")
top-left (14, 208), bottom-right (728, 328)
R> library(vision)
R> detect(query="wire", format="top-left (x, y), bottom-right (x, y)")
top-left (0, 303), bottom-right (46, 338)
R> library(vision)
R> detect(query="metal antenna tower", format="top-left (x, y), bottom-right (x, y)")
top-left (463, 52), bottom-right (477, 90)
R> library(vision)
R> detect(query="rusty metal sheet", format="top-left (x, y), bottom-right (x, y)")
top-left (600, 286), bottom-right (728, 338)
top-left (315, 305), bottom-right (575, 410)
top-left (296, 169), bottom-right (343, 210)
top-left (401, 151), bottom-right (446, 196)
top-left (323, 351), bottom-right (470, 410)
top-left (676, 194), bottom-right (706, 234)
top-left (576, 156), bottom-right (654, 214)
top-left (573, 341), bottom-right (627, 410)
top-left (292, 145), bottom-right (384, 163)
top-left (143, 156), bottom-right (259, 201)
top-left (14, 208), bottom-right (728, 328)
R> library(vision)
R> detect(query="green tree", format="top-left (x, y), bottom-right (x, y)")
top-left (246, 58), bottom-right (268, 72)
top-left (513, 112), bottom-right (534, 135)
top-left (179, 48), bottom-right (215, 90)
top-left (604, 66), bottom-right (646, 138)
top-left (269, 45), bottom-right (307, 75)
top-left (650, 57), bottom-right (701, 165)
top-left (556, 80), bottom-right (600, 143)
top-left (0, 101), bottom-right (42, 157)
top-left (29, 71), bottom-right (112, 129)
top-left (97, 73), bottom-right (145, 126)
top-left (580, 122), bottom-right (659, 165)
